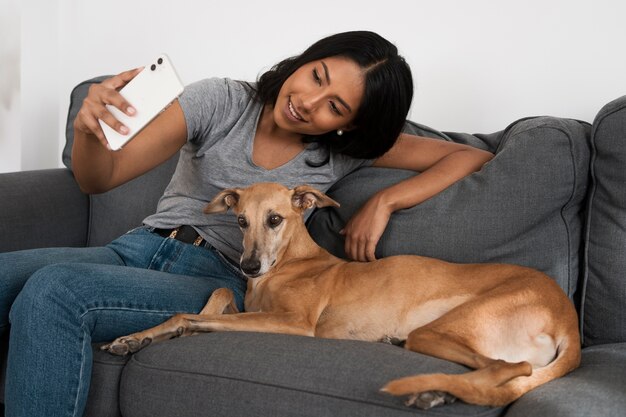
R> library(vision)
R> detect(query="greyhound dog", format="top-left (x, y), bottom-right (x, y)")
top-left (102, 183), bottom-right (581, 409)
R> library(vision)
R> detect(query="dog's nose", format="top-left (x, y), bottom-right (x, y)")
top-left (241, 258), bottom-right (261, 276)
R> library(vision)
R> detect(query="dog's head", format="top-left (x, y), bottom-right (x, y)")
top-left (204, 183), bottom-right (339, 278)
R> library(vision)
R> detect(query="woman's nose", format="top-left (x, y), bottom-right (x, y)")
top-left (300, 92), bottom-right (325, 113)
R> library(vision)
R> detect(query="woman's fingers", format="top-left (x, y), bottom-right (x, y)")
top-left (74, 67), bottom-right (142, 148)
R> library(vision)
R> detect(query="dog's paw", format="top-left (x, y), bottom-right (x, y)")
top-left (379, 335), bottom-right (406, 347)
top-left (381, 379), bottom-right (457, 410)
top-left (101, 335), bottom-right (152, 356)
top-left (405, 391), bottom-right (457, 410)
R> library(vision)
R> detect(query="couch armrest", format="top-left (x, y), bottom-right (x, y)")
top-left (0, 169), bottom-right (89, 252)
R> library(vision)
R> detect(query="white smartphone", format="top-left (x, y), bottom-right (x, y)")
top-left (99, 53), bottom-right (184, 150)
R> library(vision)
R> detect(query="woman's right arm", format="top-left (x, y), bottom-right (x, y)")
top-left (72, 68), bottom-right (187, 194)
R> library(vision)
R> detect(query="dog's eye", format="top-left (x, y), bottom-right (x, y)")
top-left (237, 216), bottom-right (248, 228)
top-left (268, 215), bottom-right (283, 228)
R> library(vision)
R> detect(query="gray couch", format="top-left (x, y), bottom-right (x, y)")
top-left (1, 78), bottom-right (625, 417)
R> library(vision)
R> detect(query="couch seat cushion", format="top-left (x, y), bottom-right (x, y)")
top-left (119, 332), bottom-right (504, 417)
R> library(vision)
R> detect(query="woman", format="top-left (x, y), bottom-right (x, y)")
top-left (1, 31), bottom-right (492, 416)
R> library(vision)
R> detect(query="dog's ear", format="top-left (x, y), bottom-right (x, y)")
top-left (291, 185), bottom-right (340, 211)
top-left (204, 188), bottom-right (242, 214)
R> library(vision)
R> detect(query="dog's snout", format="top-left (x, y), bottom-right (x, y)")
top-left (241, 258), bottom-right (261, 277)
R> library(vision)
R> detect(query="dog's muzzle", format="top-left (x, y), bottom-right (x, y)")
top-left (241, 258), bottom-right (262, 277)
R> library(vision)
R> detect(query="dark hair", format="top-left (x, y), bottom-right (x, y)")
top-left (254, 31), bottom-right (413, 163)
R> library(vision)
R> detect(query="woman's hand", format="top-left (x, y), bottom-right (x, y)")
top-left (73, 67), bottom-right (143, 150)
top-left (341, 192), bottom-right (393, 262)
top-left (339, 134), bottom-right (493, 262)
top-left (71, 67), bottom-right (186, 195)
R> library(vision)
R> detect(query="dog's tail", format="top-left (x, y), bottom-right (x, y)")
top-left (381, 332), bottom-right (581, 407)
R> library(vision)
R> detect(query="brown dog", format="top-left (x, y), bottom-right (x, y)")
top-left (102, 183), bottom-right (581, 409)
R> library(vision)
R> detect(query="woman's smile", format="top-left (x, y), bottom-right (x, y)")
top-left (286, 96), bottom-right (306, 123)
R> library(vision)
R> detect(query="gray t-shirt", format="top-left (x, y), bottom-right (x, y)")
top-left (143, 77), bottom-right (371, 262)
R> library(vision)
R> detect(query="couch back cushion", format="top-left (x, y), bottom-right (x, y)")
top-left (64, 77), bottom-right (178, 246)
top-left (307, 117), bottom-right (590, 299)
top-left (582, 95), bottom-right (626, 346)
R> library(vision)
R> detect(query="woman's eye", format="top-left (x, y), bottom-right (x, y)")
top-left (312, 69), bottom-right (322, 85)
top-left (329, 101), bottom-right (342, 116)
top-left (268, 215), bottom-right (283, 228)
top-left (237, 216), bottom-right (248, 228)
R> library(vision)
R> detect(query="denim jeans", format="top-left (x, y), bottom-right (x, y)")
top-left (0, 226), bottom-right (247, 417)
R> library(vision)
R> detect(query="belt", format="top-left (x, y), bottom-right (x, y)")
top-left (154, 225), bottom-right (206, 246)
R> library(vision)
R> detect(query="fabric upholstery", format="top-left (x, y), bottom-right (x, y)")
top-left (0, 169), bottom-right (89, 252)
top-left (582, 95), bottom-right (626, 346)
top-left (63, 76), bottom-right (110, 169)
top-left (83, 346), bottom-right (131, 417)
top-left (120, 332), bottom-right (504, 417)
top-left (86, 155), bottom-right (179, 246)
top-left (308, 117), bottom-right (591, 298)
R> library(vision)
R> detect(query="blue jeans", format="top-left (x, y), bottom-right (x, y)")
top-left (0, 226), bottom-right (246, 417)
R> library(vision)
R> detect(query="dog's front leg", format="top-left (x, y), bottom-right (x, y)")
top-left (102, 311), bottom-right (314, 356)
top-left (183, 311), bottom-right (315, 336)
top-left (101, 288), bottom-right (240, 356)
top-left (101, 313), bottom-right (199, 356)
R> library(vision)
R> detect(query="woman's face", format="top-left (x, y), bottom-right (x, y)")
top-left (273, 56), bottom-right (365, 136)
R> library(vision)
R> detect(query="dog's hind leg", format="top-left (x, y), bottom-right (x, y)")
top-left (382, 297), bottom-right (540, 408)
top-left (404, 326), bottom-right (501, 370)
top-left (384, 325), bottom-right (521, 409)
top-left (382, 360), bottom-right (533, 408)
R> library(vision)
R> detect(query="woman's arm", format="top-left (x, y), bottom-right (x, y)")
top-left (342, 133), bottom-right (493, 262)
top-left (72, 69), bottom-right (187, 194)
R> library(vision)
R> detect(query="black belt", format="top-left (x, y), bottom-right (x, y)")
top-left (154, 225), bottom-right (206, 246)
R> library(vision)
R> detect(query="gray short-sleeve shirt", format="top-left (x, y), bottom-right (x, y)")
top-left (143, 77), bottom-right (372, 262)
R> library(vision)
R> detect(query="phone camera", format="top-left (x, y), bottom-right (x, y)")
top-left (157, 57), bottom-right (163, 65)
top-left (150, 64), bottom-right (157, 71)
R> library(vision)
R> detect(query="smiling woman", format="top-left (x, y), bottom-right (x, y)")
top-left (253, 56), bottom-right (369, 170)
top-left (255, 31), bottom-right (414, 161)
top-left (276, 58), bottom-right (364, 132)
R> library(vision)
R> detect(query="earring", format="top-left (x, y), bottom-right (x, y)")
top-left (337, 129), bottom-right (344, 136)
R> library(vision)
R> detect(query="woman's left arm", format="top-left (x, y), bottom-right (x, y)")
top-left (342, 133), bottom-right (494, 262)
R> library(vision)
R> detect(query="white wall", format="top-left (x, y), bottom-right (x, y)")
top-left (2, 0), bottom-right (626, 173)
top-left (0, 0), bottom-right (21, 173)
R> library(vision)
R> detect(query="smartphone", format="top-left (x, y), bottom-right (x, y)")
top-left (99, 53), bottom-right (184, 150)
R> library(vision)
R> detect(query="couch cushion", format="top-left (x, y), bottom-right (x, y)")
top-left (120, 332), bottom-right (504, 417)
top-left (582, 95), bottom-right (626, 346)
top-left (308, 117), bottom-right (590, 298)
top-left (86, 156), bottom-right (179, 246)
top-left (63, 76), bottom-right (111, 169)
top-left (83, 346), bottom-right (131, 417)
top-left (0, 169), bottom-right (89, 252)
top-left (504, 343), bottom-right (626, 417)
